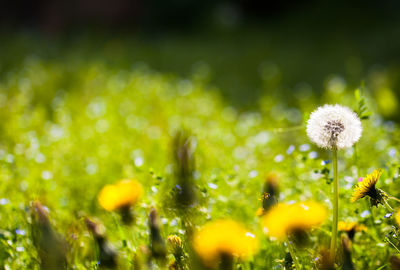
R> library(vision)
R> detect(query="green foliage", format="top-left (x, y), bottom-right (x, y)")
top-left (354, 85), bottom-right (371, 120)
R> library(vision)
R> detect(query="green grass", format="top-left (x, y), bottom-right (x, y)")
top-left (0, 35), bottom-right (400, 269)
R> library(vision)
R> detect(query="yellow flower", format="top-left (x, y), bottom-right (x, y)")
top-left (395, 209), bottom-right (400, 227)
top-left (167, 235), bottom-right (183, 252)
top-left (351, 169), bottom-right (383, 205)
top-left (338, 221), bottom-right (367, 233)
top-left (255, 207), bottom-right (264, 217)
top-left (262, 201), bottom-right (327, 239)
top-left (98, 179), bottom-right (143, 211)
top-left (338, 221), bottom-right (367, 240)
top-left (193, 220), bottom-right (258, 266)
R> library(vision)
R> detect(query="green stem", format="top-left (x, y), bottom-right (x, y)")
top-left (219, 253), bottom-right (233, 270)
top-left (367, 203), bottom-right (381, 243)
top-left (112, 214), bottom-right (128, 248)
top-left (330, 147), bottom-right (339, 262)
top-left (383, 198), bottom-right (394, 212)
top-left (287, 241), bottom-right (301, 270)
top-left (354, 144), bottom-right (360, 177)
top-left (388, 196), bottom-right (400, 203)
top-left (386, 237), bottom-right (400, 254)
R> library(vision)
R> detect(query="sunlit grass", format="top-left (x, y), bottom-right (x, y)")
top-left (0, 39), bottom-right (399, 269)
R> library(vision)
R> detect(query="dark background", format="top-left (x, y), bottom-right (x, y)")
top-left (2, 0), bottom-right (400, 32)
top-left (1, 0), bottom-right (400, 114)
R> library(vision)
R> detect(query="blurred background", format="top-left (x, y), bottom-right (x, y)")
top-left (1, 0), bottom-right (400, 118)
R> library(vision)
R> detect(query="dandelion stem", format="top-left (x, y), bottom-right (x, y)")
top-left (388, 196), bottom-right (400, 203)
top-left (383, 198), bottom-right (394, 212)
top-left (330, 147), bottom-right (339, 262)
top-left (286, 241), bottom-right (301, 270)
top-left (386, 237), bottom-right (400, 254)
top-left (219, 253), bottom-right (234, 270)
top-left (112, 214), bottom-right (128, 248)
top-left (354, 144), bottom-right (360, 177)
top-left (366, 204), bottom-right (382, 243)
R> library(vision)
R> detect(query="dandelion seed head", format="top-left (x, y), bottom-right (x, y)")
top-left (323, 120), bottom-right (344, 139)
top-left (306, 104), bottom-right (362, 149)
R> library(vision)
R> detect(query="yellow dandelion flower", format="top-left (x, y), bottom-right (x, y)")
top-left (98, 179), bottom-right (143, 211)
top-left (395, 209), bottom-right (400, 227)
top-left (255, 207), bottom-right (264, 217)
top-left (167, 235), bottom-right (183, 252)
top-left (338, 221), bottom-right (367, 233)
top-left (262, 201), bottom-right (327, 239)
top-left (193, 220), bottom-right (258, 266)
top-left (338, 221), bottom-right (367, 240)
top-left (351, 169), bottom-right (383, 206)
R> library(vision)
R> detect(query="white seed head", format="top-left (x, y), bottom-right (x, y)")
top-left (306, 104), bottom-right (362, 149)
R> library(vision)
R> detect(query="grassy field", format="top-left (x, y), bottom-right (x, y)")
top-left (0, 34), bottom-right (400, 269)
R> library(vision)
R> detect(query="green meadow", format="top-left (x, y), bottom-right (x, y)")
top-left (0, 33), bottom-right (400, 269)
